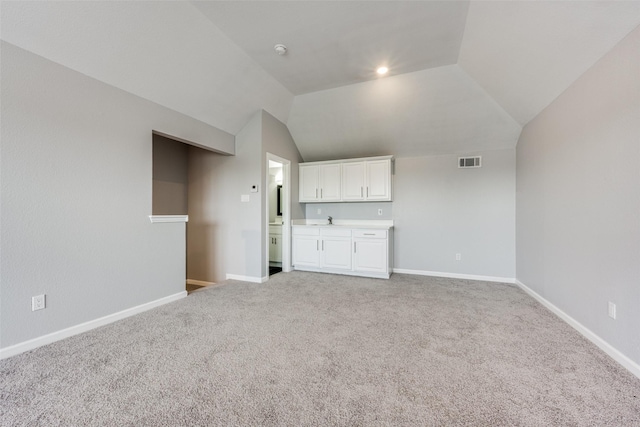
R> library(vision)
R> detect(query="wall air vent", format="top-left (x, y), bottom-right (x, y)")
top-left (458, 156), bottom-right (482, 168)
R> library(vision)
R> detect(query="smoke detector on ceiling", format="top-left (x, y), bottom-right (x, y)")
top-left (274, 44), bottom-right (287, 55)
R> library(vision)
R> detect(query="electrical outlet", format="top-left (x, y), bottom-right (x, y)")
top-left (608, 302), bottom-right (616, 319)
top-left (378, 209), bottom-right (383, 216)
top-left (455, 253), bottom-right (461, 261)
top-left (317, 208), bottom-right (321, 215)
top-left (32, 294), bottom-right (46, 311)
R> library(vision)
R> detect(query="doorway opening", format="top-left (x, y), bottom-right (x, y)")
top-left (266, 154), bottom-right (291, 277)
top-left (152, 131), bottom-right (224, 293)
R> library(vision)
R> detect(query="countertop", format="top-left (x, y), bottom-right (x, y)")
top-left (291, 220), bottom-right (393, 229)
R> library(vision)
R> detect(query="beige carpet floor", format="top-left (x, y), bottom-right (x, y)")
top-left (1, 271), bottom-right (639, 426)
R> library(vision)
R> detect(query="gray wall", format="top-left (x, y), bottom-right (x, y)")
top-left (394, 150), bottom-right (516, 278)
top-left (301, 150), bottom-right (516, 279)
top-left (187, 112), bottom-right (262, 283)
top-left (0, 42), bottom-right (234, 349)
top-left (188, 109), bottom-right (302, 282)
top-left (305, 202), bottom-right (393, 221)
top-left (152, 134), bottom-right (189, 215)
top-left (516, 26), bottom-right (640, 365)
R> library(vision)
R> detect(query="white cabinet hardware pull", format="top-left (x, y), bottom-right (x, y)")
top-left (366, 187), bottom-right (369, 197)
top-left (360, 187), bottom-right (363, 197)
top-left (315, 188), bottom-right (318, 198)
top-left (321, 188), bottom-right (323, 198)
top-left (364, 233), bottom-right (375, 236)
top-left (354, 242), bottom-right (356, 253)
top-left (317, 240), bottom-right (319, 251)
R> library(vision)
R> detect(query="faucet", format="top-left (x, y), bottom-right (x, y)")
top-left (328, 216), bottom-right (333, 225)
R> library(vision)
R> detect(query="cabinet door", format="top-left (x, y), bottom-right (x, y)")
top-left (320, 237), bottom-right (352, 270)
top-left (353, 238), bottom-right (388, 273)
top-left (319, 164), bottom-right (342, 201)
top-left (269, 234), bottom-right (282, 262)
top-left (365, 159), bottom-right (391, 201)
top-left (292, 235), bottom-right (320, 267)
top-left (341, 162), bottom-right (365, 201)
top-left (299, 165), bottom-right (319, 202)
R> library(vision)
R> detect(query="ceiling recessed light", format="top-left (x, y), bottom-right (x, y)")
top-left (377, 66), bottom-right (389, 75)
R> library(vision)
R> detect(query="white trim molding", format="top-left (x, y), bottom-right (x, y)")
top-left (0, 291), bottom-right (187, 360)
top-left (148, 215), bottom-right (188, 223)
top-left (393, 268), bottom-right (515, 284)
top-left (515, 279), bottom-right (640, 380)
top-left (226, 274), bottom-right (269, 283)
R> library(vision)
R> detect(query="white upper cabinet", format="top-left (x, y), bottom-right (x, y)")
top-left (319, 163), bottom-right (341, 201)
top-left (364, 159), bottom-right (391, 201)
top-left (299, 165), bottom-right (320, 201)
top-left (299, 163), bottom-right (342, 202)
top-left (341, 162), bottom-right (366, 200)
top-left (342, 158), bottom-right (392, 201)
top-left (300, 156), bottom-right (392, 203)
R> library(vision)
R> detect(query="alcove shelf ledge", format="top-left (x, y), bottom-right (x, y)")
top-left (148, 215), bottom-right (189, 223)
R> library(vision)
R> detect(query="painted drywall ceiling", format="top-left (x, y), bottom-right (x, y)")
top-left (458, 1), bottom-right (640, 126)
top-left (193, 0), bottom-right (640, 160)
top-left (0, 1), bottom-right (293, 135)
top-left (288, 65), bottom-right (521, 161)
top-left (192, 1), bottom-right (470, 95)
top-left (2, 1), bottom-right (640, 161)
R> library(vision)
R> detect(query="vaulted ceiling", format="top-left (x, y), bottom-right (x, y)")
top-left (2, 1), bottom-right (640, 161)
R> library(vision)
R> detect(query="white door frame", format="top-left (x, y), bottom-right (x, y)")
top-left (265, 153), bottom-right (292, 275)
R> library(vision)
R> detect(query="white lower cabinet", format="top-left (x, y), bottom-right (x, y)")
top-left (353, 229), bottom-right (388, 274)
top-left (292, 227), bottom-right (320, 268)
top-left (292, 225), bottom-right (392, 279)
top-left (320, 228), bottom-right (352, 270)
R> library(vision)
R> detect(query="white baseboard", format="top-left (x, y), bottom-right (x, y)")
top-left (225, 274), bottom-right (268, 283)
top-left (0, 291), bottom-right (187, 360)
top-left (515, 279), bottom-right (640, 380)
top-left (393, 268), bottom-right (515, 284)
top-left (186, 279), bottom-right (216, 287)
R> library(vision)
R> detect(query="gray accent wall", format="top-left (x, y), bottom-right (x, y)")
top-left (393, 150), bottom-right (516, 278)
top-left (516, 26), bottom-right (640, 365)
top-left (0, 42), bottom-right (234, 349)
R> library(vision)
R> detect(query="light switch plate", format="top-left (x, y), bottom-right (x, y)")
top-left (241, 194), bottom-right (250, 202)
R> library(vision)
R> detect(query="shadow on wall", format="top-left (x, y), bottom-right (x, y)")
top-left (186, 222), bottom-right (216, 282)
top-left (152, 134), bottom-right (189, 215)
